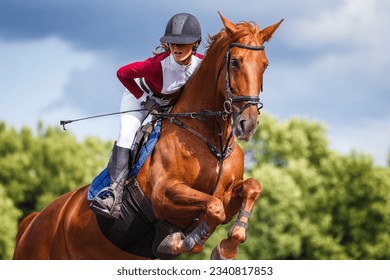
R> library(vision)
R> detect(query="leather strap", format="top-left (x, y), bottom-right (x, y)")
top-left (127, 177), bottom-right (156, 223)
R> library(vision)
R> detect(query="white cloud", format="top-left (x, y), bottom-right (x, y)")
top-left (1, 1), bottom-right (388, 166)
top-left (328, 117), bottom-right (390, 166)
top-left (288, 0), bottom-right (390, 49)
top-left (262, 0), bottom-right (390, 166)
top-left (0, 36), bottom-right (96, 128)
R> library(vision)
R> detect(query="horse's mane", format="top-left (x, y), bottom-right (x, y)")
top-left (178, 21), bottom-right (263, 103)
top-left (198, 21), bottom-right (263, 80)
top-left (205, 21), bottom-right (262, 55)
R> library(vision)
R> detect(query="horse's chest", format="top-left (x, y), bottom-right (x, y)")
top-left (154, 130), bottom-right (243, 185)
top-left (174, 148), bottom-right (241, 187)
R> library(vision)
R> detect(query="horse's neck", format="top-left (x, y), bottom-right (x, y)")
top-left (173, 56), bottom-right (224, 113)
top-left (172, 58), bottom-right (233, 142)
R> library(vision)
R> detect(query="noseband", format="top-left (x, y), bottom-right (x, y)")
top-left (223, 42), bottom-right (265, 118)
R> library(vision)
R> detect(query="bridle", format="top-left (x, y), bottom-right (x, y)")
top-left (223, 42), bottom-right (265, 120)
top-left (150, 40), bottom-right (265, 167)
top-left (157, 40), bottom-right (267, 161)
top-left (161, 41), bottom-right (266, 122)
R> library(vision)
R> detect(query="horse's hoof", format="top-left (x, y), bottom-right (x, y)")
top-left (157, 232), bottom-right (185, 254)
top-left (210, 244), bottom-right (233, 260)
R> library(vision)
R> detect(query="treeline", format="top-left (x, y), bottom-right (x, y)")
top-left (0, 121), bottom-right (112, 259)
top-left (0, 116), bottom-right (389, 260)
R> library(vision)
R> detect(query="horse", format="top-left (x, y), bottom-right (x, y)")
top-left (13, 12), bottom-right (283, 260)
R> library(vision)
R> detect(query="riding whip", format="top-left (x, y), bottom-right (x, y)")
top-left (59, 109), bottom-right (147, 131)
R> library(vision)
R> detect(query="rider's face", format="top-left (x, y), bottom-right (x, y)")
top-left (169, 43), bottom-right (195, 65)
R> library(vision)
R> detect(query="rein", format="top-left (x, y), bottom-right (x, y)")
top-left (156, 41), bottom-right (266, 161)
top-left (155, 41), bottom-right (266, 209)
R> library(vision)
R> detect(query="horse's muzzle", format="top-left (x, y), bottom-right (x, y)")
top-left (233, 114), bottom-right (259, 141)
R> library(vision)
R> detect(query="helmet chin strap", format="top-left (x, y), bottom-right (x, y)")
top-left (192, 39), bottom-right (201, 54)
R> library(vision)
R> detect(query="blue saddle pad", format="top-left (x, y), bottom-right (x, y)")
top-left (87, 120), bottom-right (162, 201)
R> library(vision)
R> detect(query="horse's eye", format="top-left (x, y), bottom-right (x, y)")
top-left (230, 59), bottom-right (240, 69)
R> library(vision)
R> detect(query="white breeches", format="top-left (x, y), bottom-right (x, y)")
top-left (116, 90), bottom-right (149, 149)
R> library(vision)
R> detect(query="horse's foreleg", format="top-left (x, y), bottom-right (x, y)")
top-left (212, 178), bottom-right (262, 260)
top-left (152, 183), bottom-right (226, 255)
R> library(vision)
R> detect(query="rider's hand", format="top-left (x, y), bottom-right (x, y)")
top-left (141, 97), bottom-right (162, 114)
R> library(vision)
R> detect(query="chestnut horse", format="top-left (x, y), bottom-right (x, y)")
top-left (13, 13), bottom-right (283, 260)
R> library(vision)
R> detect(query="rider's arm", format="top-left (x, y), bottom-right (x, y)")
top-left (116, 52), bottom-right (170, 99)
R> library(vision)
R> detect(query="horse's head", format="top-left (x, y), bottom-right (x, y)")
top-left (217, 12), bottom-right (283, 141)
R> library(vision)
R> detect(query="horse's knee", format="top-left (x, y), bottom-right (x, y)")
top-left (244, 178), bottom-right (262, 200)
top-left (206, 198), bottom-right (225, 224)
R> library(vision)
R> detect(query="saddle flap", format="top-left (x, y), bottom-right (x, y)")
top-left (130, 121), bottom-right (155, 167)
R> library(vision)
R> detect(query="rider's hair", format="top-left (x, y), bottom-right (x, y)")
top-left (153, 43), bottom-right (170, 55)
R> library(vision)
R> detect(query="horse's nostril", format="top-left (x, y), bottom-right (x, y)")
top-left (240, 120), bottom-right (246, 131)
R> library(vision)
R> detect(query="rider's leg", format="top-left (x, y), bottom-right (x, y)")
top-left (90, 142), bottom-right (130, 219)
top-left (90, 90), bottom-right (148, 219)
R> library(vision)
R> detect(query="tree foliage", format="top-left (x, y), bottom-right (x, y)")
top-left (1, 115), bottom-right (389, 260)
top-left (0, 121), bottom-right (112, 259)
top-left (0, 121), bottom-right (112, 217)
top-left (241, 115), bottom-right (390, 260)
top-left (0, 184), bottom-right (21, 260)
top-left (182, 115), bottom-right (390, 260)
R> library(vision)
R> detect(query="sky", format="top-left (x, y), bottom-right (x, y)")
top-left (0, 0), bottom-right (389, 166)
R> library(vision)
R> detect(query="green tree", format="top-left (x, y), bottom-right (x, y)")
top-left (0, 121), bottom-right (112, 216)
top-left (181, 114), bottom-right (390, 260)
top-left (241, 115), bottom-right (390, 259)
top-left (0, 184), bottom-right (22, 259)
top-left (316, 152), bottom-right (390, 259)
top-left (0, 121), bottom-right (113, 259)
top-left (2, 114), bottom-right (390, 260)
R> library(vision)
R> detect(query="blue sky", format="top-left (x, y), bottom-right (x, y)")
top-left (1, 0), bottom-right (389, 165)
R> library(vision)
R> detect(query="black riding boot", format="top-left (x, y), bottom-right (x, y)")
top-left (90, 143), bottom-right (130, 219)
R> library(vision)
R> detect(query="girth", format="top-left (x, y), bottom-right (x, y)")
top-left (126, 177), bottom-right (155, 223)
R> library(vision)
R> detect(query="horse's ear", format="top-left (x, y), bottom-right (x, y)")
top-left (261, 19), bottom-right (284, 42)
top-left (218, 11), bottom-right (237, 36)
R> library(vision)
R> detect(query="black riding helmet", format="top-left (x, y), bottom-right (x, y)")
top-left (160, 13), bottom-right (202, 45)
